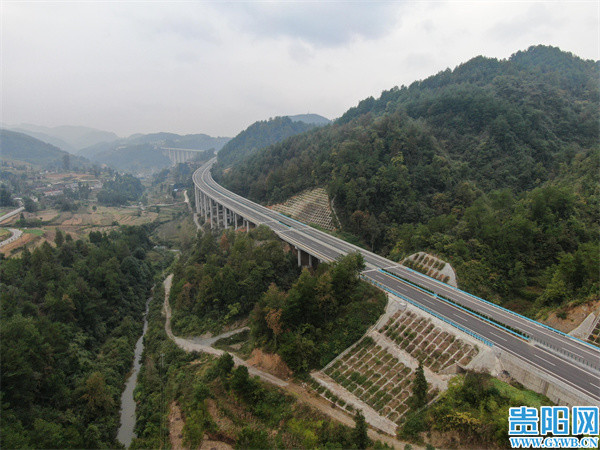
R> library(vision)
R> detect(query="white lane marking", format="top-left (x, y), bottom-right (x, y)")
top-left (533, 355), bottom-right (556, 367)
top-left (488, 330), bottom-right (508, 342)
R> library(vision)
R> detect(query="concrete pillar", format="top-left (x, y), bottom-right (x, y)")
top-left (308, 254), bottom-right (313, 268)
top-left (224, 208), bottom-right (229, 229)
top-left (297, 247), bottom-right (302, 267)
top-left (203, 194), bottom-right (208, 221)
top-left (209, 198), bottom-right (214, 229)
top-left (245, 220), bottom-right (249, 232)
top-left (195, 187), bottom-right (200, 213)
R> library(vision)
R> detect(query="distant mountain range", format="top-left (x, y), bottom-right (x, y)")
top-left (8, 124), bottom-right (119, 154)
top-left (0, 129), bottom-right (89, 168)
top-left (78, 132), bottom-right (231, 175)
top-left (4, 124), bottom-right (231, 175)
top-left (4, 114), bottom-right (329, 175)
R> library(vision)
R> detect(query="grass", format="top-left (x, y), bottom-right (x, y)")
top-left (490, 378), bottom-right (552, 408)
top-left (23, 229), bottom-right (45, 236)
top-left (213, 330), bottom-right (254, 359)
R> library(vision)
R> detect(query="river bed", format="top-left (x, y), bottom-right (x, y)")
top-left (117, 297), bottom-right (151, 448)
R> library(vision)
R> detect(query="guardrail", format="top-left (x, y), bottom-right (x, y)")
top-left (381, 269), bottom-right (529, 341)
top-left (399, 265), bottom-right (600, 352)
top-left (532, 339), bottom-right (600, 373)
top-left (361, 274), bottom-right (493, 347)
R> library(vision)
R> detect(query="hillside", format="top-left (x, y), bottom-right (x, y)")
top-left (79, 132), bottom-right (230, 174)
top-left (10, 124), bottom-right (119, 152)
top-left (215, 116), bottom-right (323, 169)
top-left (0, 129), bottom-right (89, 169)
top-left (288, 113), bottom-right (331, 126)
top-left (217, 45), bottom-right (600, 317)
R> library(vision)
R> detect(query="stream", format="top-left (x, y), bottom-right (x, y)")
top-left (116, 297), bottom-right (151, 448)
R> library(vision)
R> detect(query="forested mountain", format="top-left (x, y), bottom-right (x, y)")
top-left (215, 116), bottom-right (325, 168)
top-left (0, 130), bottom-right (89, 169)
top-left (217, 46), bottom-right (599, 316)
top-left (78, 132), bottom-right (229, 174)
top-left (1, 227), bottom-right (156, 448)
top-left (288, 114), bottom-right (331, 126)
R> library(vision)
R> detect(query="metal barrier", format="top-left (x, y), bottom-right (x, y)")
top-left (399, 265), bottom-right (599, 352)
top-left (380, 269), bottom-right (529, 341)
top-left (361, 274), bottom-right (493, 347)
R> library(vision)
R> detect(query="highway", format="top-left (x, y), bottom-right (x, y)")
top-left (193, 158), bottom-right (600, 404)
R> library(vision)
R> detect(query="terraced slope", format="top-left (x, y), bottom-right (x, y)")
top-left (270, 188), bottom-right (335, 231)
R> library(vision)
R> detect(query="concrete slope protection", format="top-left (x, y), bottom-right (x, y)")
top-left (193, 159), bottom-right (600, 404)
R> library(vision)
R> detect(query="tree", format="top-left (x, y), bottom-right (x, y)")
top-left (0, 188), bottom-right (15, 207)
top-left (409, 363), bottom-right (428, 410)
top-left (54, 229), bottom-right (64, 247)
top-left (235, 427), bottom-right (269, 449)
top-left (62, 154), bottom-right (70, 171)
top-left (265, 308), bottom-right (283, 345)
top-left (231, 366), bottom-right (253, 398)
top-left (81, 372), bottom-right (114, 416)
top-left (216, 353), bottom-right (234, 378)
top-left (352, 410), bottom-right (370, 449)
top-left (23, 197), bottom-right (37, 213)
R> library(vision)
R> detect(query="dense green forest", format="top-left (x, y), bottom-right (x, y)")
top-left (97, 173), bottom-right (145, 206)
top-left (251, 252), bottom-right (386, 372)
top-left (215, 116), bottom-right (320, 168)
top-left (217, 46), bottom-right (599, 316)
top-left (1, 227), bottom-right (157, 448)
top-left (169, 227), bottom-right (385, 373)
top-left (169, 226), bottom-right (300, 335)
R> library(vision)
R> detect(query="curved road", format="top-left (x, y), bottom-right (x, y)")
top-left (194, 159), bottom-right (600, 405)
top-left (0, 228), bottom-right (23, 248)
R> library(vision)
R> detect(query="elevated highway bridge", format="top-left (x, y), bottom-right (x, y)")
top-left (193, 158), bottom-right (600, 406)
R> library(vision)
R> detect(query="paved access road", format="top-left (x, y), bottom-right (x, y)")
top-left (193, 159), bottom-right (600, 404)
top-left (0, 228), bottom-right (23, 248)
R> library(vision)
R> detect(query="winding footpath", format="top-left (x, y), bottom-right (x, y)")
top-left (162, 273), bottom-right (412, 448)
top-left (163, 274), bottom-right (287, 387)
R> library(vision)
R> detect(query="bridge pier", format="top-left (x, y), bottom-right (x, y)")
top-left (195, 186), bottom-right (200, 213)
top-left (295, 247), bottom-right (317, 268)
top-left (204, 194), bottom-right (209, 222)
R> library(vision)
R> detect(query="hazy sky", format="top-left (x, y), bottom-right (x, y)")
top-left (2, 1), bottom-right (598, 138)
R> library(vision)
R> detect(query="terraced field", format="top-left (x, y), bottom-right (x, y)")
top-left (270, 188), bottom-right (335, 231)
top-left (323, 337), bottom-right (420, 423)
top-left (380, 310), bottom-right (479, 371)
top-left (314, 307), bottom-right (480, 427)
top-left (587, 318), bottom-right (600, 346)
